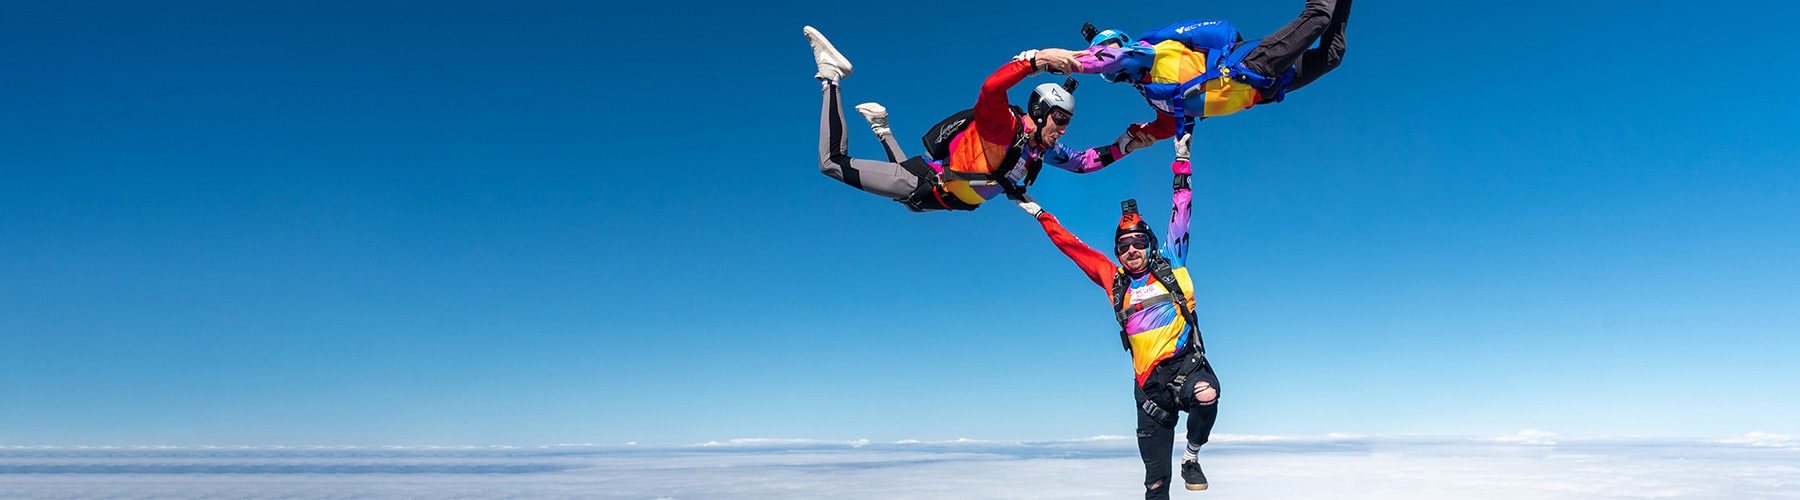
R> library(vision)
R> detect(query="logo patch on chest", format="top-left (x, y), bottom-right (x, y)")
top-left (1126, 282), bottom-right (1168, 307)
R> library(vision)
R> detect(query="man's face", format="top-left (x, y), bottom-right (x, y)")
top-left (1116, 232), bottom-right (1150, 272)
top-left (1039, 109), bottom-right (1072, 146)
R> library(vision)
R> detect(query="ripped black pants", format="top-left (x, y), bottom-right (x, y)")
top-left (1134, 354), bottom-right (1220, 500)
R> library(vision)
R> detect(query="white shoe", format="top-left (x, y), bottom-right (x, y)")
top-left (803, 25), bottom-right (853, 82)
top-left (855, 102), bottom-right (890, 137)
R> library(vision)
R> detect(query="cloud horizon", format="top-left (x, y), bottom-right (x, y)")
top-left (4, 432), bottom-right (1796, 499)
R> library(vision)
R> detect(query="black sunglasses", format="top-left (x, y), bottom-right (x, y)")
top-left (1115, 235), bottom-right (1150, 254)
top-left (1050, 113), bottom-right (1071, 126)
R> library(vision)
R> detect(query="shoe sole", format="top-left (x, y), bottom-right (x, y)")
top-left (1186, 483), bottom-right (1208, 491)
top-left (801, 26), bottom-right (852, 79)
top-left (854, 104), bottom-right (887, 122)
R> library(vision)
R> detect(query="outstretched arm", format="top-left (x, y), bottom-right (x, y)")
top-left (972, 59), bottom-right (1035, 141)
top-left (1167, 133), bottom-right (1195, 267)
top-left (1041, 141), bottom-right (1124, 174)
top-left (1035, 45), bottom-right (1183, 145)
top-left (1018, 201), bottom-right (1114, 292)
top-left (1036, 45), bottom-right (1155, 78)
top-left (1132, 112), bottom-right (1182, 141)
top-left (1043, 114), bottom-right (1181, 174)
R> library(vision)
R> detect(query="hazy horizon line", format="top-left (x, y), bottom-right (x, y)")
top-left (4, 430), bottom-right (1795, 451)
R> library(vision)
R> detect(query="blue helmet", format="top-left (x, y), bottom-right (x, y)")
top-left (1088, 29), bottom-right (1141, 83)
top-left (1099, 50), bottom-right (1151, 84)
top-left (1089, 29), bottom-right (1132, 48)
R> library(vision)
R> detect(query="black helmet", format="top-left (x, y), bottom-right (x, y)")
top-left (1115, 199), bottom-right (1159, 256)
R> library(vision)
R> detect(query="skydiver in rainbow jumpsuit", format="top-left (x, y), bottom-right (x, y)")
top-left (1043, 0), bottom-right (1353, 145)
top-left (1016, 134), bottom-right (1215, 499)
top-left (804, 26), bottom-right (1150, 212)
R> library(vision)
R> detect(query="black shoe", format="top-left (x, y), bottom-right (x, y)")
top-left (1181, 460), bottom-right (1208, 491)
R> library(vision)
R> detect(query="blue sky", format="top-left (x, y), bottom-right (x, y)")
top-left (3, 1), bottom-right (1798, 447)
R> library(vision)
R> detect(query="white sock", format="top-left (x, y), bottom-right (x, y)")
top-left (1184, 443), bottom-right (1200, 463)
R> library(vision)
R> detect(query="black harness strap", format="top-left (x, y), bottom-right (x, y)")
top-left (936, 108), bottom-right (1046, 205)
top-left (1111, 257), bottom-right (1207, 355)
top-left (1151, 258), bottom-right (1205, 355)
top-left (1116, 256), bottom-right (1212, 421)
top-left (1136, 350), bottom-right (1209, 421)
top-left (1137, 383), bottom-right (1174, 422)
top-left (1110, 272), bottom-right (1134, 350)
top-left (937, 123), bottom-right (1030, 185)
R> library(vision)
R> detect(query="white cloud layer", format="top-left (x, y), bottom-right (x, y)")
top-left (3, 433), bottom-right (1797, 499)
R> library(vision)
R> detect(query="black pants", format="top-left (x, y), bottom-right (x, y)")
top-left (1242, 0), bottom-right (1353, 96)
top-left (1135, 354), bottom-right (1220, 500)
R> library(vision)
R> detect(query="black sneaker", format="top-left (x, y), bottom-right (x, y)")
top-left (1181, 460), bottom-right (1208, 490)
